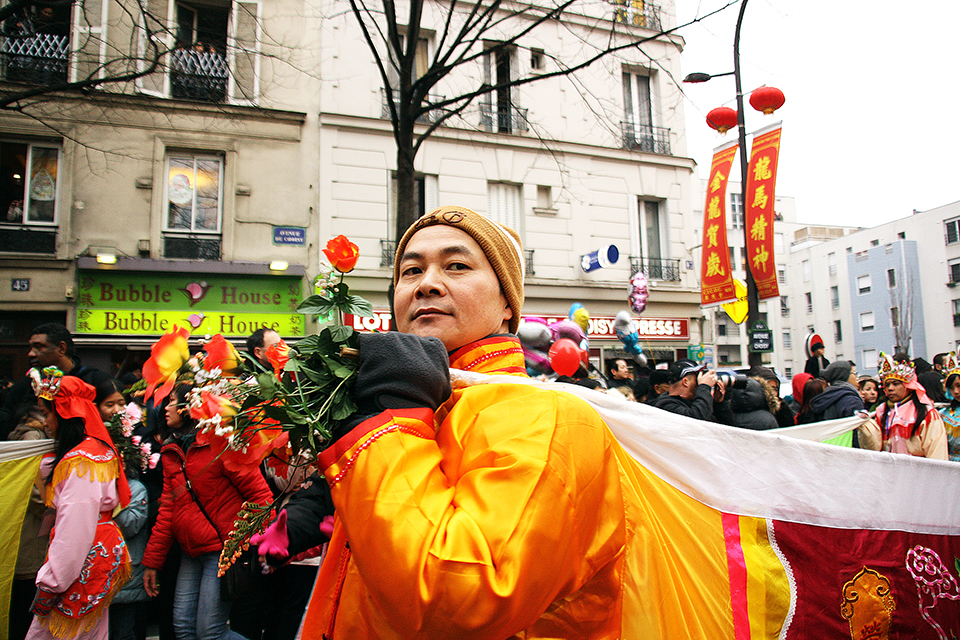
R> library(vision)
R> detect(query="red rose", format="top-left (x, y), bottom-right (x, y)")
top-left (323, 235), bottom-right (359, 273)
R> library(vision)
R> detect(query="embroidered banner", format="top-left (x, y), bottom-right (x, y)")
top-left (744, 124), bottom-right (783, 300)
top-left (701, 142), bottom-right (738, 306)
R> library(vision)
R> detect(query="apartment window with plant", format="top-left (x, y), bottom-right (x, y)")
top-left (163, 153), bottom-right (224, 260)
top-left (0, 140), bottom-right (60, 254)
top-left (137, 0), bottom-right (261, 105)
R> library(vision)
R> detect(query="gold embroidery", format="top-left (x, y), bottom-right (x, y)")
top-left (840, 567), bottom-right (895, 640)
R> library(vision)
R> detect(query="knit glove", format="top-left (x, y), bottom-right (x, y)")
top-left (353, 332), bottom-right (451, 413)
top-left (250, 510), bottom-right (290, 564)
top-left (30, 587), bottom-right (58, 617)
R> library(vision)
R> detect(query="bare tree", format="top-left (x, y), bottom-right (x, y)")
top-left (347, 0), bottom-right (737, 242)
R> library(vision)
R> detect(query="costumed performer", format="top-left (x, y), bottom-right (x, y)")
top-left (26, 368), bottom-right (131, 640)
top-left (255, 206), bottom-right (690, 638)
top-left (938, 352), bottom-right (960, 462)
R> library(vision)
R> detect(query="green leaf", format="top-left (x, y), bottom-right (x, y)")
top-left (345, 295), bottom-right (374, 318)
top-left (297, 295), bottom-right (336, 316)
top-left (292, 335), bottom-right (321, 355)
top-left (329, 325), bottom-right (354, 343)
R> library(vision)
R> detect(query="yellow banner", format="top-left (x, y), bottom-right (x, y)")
top-left (0, 452), bottom-right (44, 634)
top-left (75, 309), bottom-right (306, 337)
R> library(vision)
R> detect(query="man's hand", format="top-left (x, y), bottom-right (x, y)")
top-left (697, 369), bottom-right (718, 389)
top-left (144, 568), bottom-right (159, 598)
top-left (713, 379), bottom-right (726, 402)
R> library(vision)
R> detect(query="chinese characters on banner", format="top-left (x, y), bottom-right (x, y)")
top-left (700, 142), bottom-right (738, 306)
top-left (744, 124), bottom-right (783, 300)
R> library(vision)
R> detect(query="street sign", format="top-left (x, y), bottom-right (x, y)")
top-left (748, 320), bottom-right (773, 353)
top-left (11, 278), bottom-right (29, 292)
top-left (273, 227), bottom-right (306, 245)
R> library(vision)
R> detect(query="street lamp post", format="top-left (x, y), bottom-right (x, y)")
top-left (685, 0), bottom-right (764, 369)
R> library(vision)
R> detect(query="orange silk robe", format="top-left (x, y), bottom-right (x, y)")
top-left (302, 335), bottom-right (740, 639)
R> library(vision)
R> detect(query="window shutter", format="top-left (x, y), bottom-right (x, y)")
top-left (136, 0), bottom-right (171, 97)
top-left (70, 0), bottom-right (106, 82)
top-left (228, 0), bottom-right (261, 105)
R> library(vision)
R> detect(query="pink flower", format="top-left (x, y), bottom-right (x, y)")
top-left (149, 453), bottom-right (160, 469)
top-left (132, 435), bottom-right (141, 446)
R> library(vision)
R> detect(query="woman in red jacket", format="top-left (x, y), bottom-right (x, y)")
top-left (141, 385), bottom-right (272, 640)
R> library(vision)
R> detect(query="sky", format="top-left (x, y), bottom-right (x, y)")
top-left (674, 0), bottom-right (960, 229)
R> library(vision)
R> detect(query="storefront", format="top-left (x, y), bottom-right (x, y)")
top-left (73, 257), bottom-right (307, 374)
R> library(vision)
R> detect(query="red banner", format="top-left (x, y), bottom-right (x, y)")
top-left (744, 124), bottom-right (782, 300)
top-left (700, 142), bottom-right (738, 306)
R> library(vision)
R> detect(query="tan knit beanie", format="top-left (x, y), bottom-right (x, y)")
top-left (393, 206), bottom-right (525, 333)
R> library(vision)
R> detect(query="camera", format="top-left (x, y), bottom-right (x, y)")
top-left (716, 372), bottom-right (749, 390)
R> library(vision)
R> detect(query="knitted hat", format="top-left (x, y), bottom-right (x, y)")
top-left (821, 360), bottom-right (853, 384)
top-left (393, 206), bottom-right (525, 333)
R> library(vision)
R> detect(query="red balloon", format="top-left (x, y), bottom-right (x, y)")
top-left (549, 338), bottom-right (582, 377)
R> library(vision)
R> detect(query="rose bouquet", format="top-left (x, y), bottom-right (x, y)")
top-left (141, 235), bottom-right (374, 572)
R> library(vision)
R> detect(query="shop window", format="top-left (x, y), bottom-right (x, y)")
top-left (163, 153), bottom-right (223, 260)
top-left (0, 140), bottom-right (59, 254)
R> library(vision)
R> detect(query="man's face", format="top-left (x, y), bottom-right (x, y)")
top-left (676, 374), bottom-right (697, 400)
top-left (394, 225), bottom-right (512, 352)
top-left (883, 379), bottom-right (909, 404)
top-left (814, 346), bottom-right (824, 357)
top-left (28, 334), bottom-right (63, 368)
top-left (612, 360), bottom-right (631, 380)
top-left (255, 330), bottom-right (281, 367)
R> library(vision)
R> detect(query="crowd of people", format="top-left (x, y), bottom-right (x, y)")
top-left (3, 205), bottom-right (958, 639)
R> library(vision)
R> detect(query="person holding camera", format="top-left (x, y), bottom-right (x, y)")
top-left (652, 359), bottom-right (734, 424)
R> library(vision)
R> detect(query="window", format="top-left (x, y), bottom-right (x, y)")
top-left (887, 268), bottom-right (896, 289)
top-left (777, 266), bottom-right (786, 284)
top-left (487, 181), bottom-right (522, 233)
top-left (482, 46), bottom-right (524, 133)
top-left (834, 319), bottom-right (843, 343)
top-left (805, 292), bottom-right (812, 314)
top-left (780, 296), bottom-right (790, 317)
top-left (845, 247), bottom-right (852, 254)
top-left (530, 48), bottom-right (544, 71)
top-left (950, 258), bottom-right (960, 284)
top-left (163, 153), bottom-right (223, 259)
top-left (717, 323), bottom-right (727, 337)
top-left (859, 311), bottom-right (875, 332)
top-left (947, 218), bottom-right (960, 245)
top-left (830, 285), bottom-right (839, 309)
top-left (862, 348), bottom-right (877, 370)
top-left (827, 252), bottom-right (837, 276)
top-left (782, 332), bottom-right (792, 349)
top-left (0, 140), bottom-right (60, 254)
top-left (137, 0), bottom-right (262, 105)
top-left (622, 70), bottom-right (669, 154)
top-left (870, 239), bottom-right (879, 247)
top-left (729, 193), bottom-right (744, 229)
top-left (857, 274), bottom-right (871, 295)
top-left (613, 0), bottom-right (661, 28)
top-left (890, 306), bottom-right (900, 328)
top-left (802, 259), bottom-right (810, 282)
top-left (898, 231), bottom-right (906, 239)
top-left (954, 299), bottom-right (960, 327)
top-left (0, 1), bottom-right (71, 85)
top-left (784, 362), bottom-right (793, 378)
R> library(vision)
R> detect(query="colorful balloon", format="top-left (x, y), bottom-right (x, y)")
top-left (629, 271), bottom-right (649, 315)
top-left (548, 338), bottom-right (582, 377)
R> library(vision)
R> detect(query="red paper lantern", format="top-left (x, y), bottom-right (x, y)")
top-left (549, 338), bottom-right (582, 377)
top-left (749, 86), bottom-right (785, 115)
top-left (706, 107), bottom-right (738, 134)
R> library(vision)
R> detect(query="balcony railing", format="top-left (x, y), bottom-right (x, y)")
top-left (0, 33), bottom-right (67, 85)
top-left (381, 88), bottom-right (447, 124)
top-left (611, 0), bottom-right (662, 31)
top-left (524, 249), bottom-right (535, 276)
top-left (621, 121), bottom-right (671, 155)
top-left (171, 48), bottom-right (228, 103)
top-left (629, 256), bottom-right (680, 281)
top-left (480, 102), bottom-right (529, 134)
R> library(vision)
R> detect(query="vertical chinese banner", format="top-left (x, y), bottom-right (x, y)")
top-left (744, 123), bottom-right (783, 300)
top-left (700, 142), bottom-right (738, 306)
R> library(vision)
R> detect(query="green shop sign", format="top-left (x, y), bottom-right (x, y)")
top-left (76, 271), bottom-right (305, 337)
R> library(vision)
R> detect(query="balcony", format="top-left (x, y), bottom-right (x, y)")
top-left (611, 0), bottom-right (662, 30)
top-left (0, 33), bottom-right (67, 85)
top-left (163, 234), bottom-right (221, 260)
top-left (171, 48), bottom-right (228, 103)
top-left (480, 102), bottom-right (528, 134)
top-left (381, 88), bottom-right (447, 124)
top-left (621, 121), bottom-right (671, 155)
top-left (629, 256), bottom-right (680, 281)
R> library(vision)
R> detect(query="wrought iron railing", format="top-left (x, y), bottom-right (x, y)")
top-left (629, 256), bottom-right (680, 281)
top-left (479, 102), bottom-right (529, 133)
top-left (381, 88), bottom-right (447, 124)
top-left (0, 226), bottom-right (56, 253)
top-left (0, 33), bottom-right (67, 85)
top-left (163, 234), bottom-right (221, 260)
top-left (524, 249), bottom-right (534, 276)
top-left (611, 0), bottom-right (662, 30)
top-left (171, 48), bottom-right (228, 102)
top-left (380, 239), bottom-right (397, 267)
top-left (621, 121), bottom-right (671, 155)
